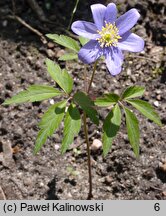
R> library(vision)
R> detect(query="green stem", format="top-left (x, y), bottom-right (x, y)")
top-left (83, 61), bottom-right (97, 199)
top-left (118, 100), bottom-right (125, 108)
top-left (87, 61), bottom-right (98, 94)
top-left (67, 0), bottom-right (80, 30)
top-left (83, 65), bottom-right (88, 92)
top-left (83, 111), bottom-right (93, 200)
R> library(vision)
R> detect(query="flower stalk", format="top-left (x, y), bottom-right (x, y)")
top-left (83, 111), bottom-right (93, 200)
top-left (87, 60), bottom-right (98, 93)
top-left (83, 61), bottom-right (97, 199)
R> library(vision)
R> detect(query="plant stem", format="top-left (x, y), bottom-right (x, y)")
top-left (83, 111), bottom-right (93, 200)
top-left (83, 61), bottom-right (97, 199)
top-left (83, 65), bottom-right (88, 92)
top-left (87, 61), bottom-right (98, 93)
top-left (67, 0), bottom-right (80, 30)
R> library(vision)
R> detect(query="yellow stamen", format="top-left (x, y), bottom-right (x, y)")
top-left (97, 21), bottom-right (121, 48)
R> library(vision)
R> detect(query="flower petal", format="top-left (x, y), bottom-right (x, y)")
top-left (105, 48), bottom-right (124, 75)
top-left (71, 21), bottom-right (98, 39)
top-left (105, 3), bottom-right (117, 24)
top-left (78, 40), bottom-right (102, 64)
top-left (116, 9), bottom-right (140, 35)
top-left (118, 32), bottom-right (144, 52)
top-left (91, 4), bottom-right (106, 30)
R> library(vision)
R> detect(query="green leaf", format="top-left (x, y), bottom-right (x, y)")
top-left (61, 104), bottom-right (81, 154)
top-left (95, 93), bottom-right (120, 107)
top-left (34, 130), bottom-right (48, 154)
top-left (78, 36), bottom-right (89, 46)
top-left (102, 104), bottom-right (121, 157)
top-left (74, 91), bottom-right (99, 125)
top-left (3, 85), bottom-right (63, 105)
top-left (46, 58), bottom-right (73, 94)
top-left (46, 34), bottom-right (80, 52)
top-left (59, 53), bottom-right (78, 61)
top-left (126, 99), bottom-right (162, 126)
top-left (124, 107), bottom-right (140, 157)
top-left (34, 100), bottom-right (67, 154)
top-left (122, 86), bottom-right (145, 100)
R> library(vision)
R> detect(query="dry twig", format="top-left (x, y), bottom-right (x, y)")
top-left (0, 186), bottom-right (6, 200)
top-left (26, 0), bottom-right (47, 22)
top-left (9, 0), bottom-right (47, 44)
top-left (8, 15), bottom-right (47, 44)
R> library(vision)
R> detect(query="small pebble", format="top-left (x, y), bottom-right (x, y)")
top-left (131, 75), bottom-right (136, 82)
top-left (35, 60), bottom-right (41, 69)
top-left (47, 49), bottom-right (55, 58)
top-left (114, 89), bottom-right (120, 95)
top-left (91, 139), bottom-right (102, 151)
top-left (2, 20), bottom-right (8, 27)
top-left (67, 192), bottom-right (72, 198)
top-left (17, 172), bottom-right (23, 179)
top-left (156, 95), bottom-right (161, 101)
top-left (91, 82), bottom-right (96, 88)
top-left (105, 175), bottom-right (113, 184)
top-left (56, 49), bottom-right (65, 58)
top-left (156, 90), bottom-right (161, 94)
top-left (24, 178), bottom-right (32, 186)
top-left (39, 182), bottom-right (44, 187)
top-left (144, 91), bottom-right (149, 97)
top-left (153, 101), bottom-right (159, 107)
top-left (54, 144), bottom-right (60, 150)
top-left (49, 99), bottom-right (54, 105)
top-left (127, 68), bottom-right (131, 76)
top-left (71, 157), bottom-right (75, 162)
top-left (47, 42), bottom-right (55, 49)
top-left (27, 56), bottom-right (33, 65)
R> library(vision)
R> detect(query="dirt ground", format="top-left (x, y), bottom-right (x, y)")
top-left (0, 0), bottom-right (166, 200)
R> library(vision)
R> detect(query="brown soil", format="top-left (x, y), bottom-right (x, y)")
top-left (0, 0), bottom-right (166, 200)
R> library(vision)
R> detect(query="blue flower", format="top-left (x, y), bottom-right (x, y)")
top-left (71, 3), bottom-right (144, 75)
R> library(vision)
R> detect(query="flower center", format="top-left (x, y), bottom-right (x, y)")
top-left (97, 22), bottom-right (121, 48)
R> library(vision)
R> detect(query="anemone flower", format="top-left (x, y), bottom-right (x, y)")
top-left (71, 3), bottom-right (144, 75)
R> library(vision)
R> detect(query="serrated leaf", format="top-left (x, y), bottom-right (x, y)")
top-left (78, 36), bottom-right (89, 46)
top-left (59, 53), bottom-right (78, 61)
top-left (46, 59), bottom-right (73, 94)
top-left (61, 104), bottom-right (81, 154)
top-left (102, 104), bottom-right (121, 157)
top-left (46, 34), bottom-right (80, 52)
top-left (74, 91), bottom-right (99, 125)
top-left (95, 93), bottom-right (120, 107)
top-left (34, 100), bottom-right (67, 154)
top-left (124, 107), bottom-right (140, 157)
top-left (39, 100), bottom-right (67, 134)
top-left (122, 86), bottom-right (145, 100)
top-left (3, 85), bottom-right (63, 105)
top-left (126, 99), bottom-right (162, 126)
top-left (34, 130), bottom-right (48, 155)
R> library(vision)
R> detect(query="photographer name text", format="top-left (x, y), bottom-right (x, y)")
top-left (18, 202), bottom-right (103, 212)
